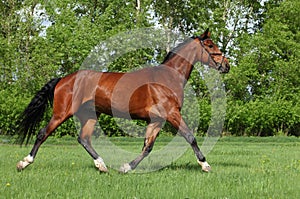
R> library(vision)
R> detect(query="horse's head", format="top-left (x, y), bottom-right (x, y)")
top-left (196, 29), bottom-right (230, 73)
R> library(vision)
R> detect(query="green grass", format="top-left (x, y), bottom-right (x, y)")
top-left (1, 136), bottom-right (299, 199)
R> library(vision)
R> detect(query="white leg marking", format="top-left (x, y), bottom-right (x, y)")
top-left (119, 163), bottom-right (132, 174)
top-left (94, 157), bottom-right (108, 172)
top-left (197, 160), bottom-right (211, 172)
top-left (17, 155), bottom-right (34, 171)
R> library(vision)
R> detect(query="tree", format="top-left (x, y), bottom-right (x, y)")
top-left (225, 0), bottom-right (300, 135)
top-left (0, 0), bottom-right (23, 89)
top-left (0, 0), bottom-right (299, 137)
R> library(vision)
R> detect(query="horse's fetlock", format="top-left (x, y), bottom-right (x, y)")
top-left (24, 155), bottom-right (34, 163)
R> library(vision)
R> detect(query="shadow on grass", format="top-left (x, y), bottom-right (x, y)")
top-left (71, 158), bottom-right (250, 174)
top-left (162, 161), bottom-right (250, 172)
top-left (215, 161), bottom-right (250, 168)
top-left (163, 163), bottom-right (202, 171)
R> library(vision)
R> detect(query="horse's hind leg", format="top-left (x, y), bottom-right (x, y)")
top-left (120, 121), bottom-right (162, 173)
top-left (76, 109), bottom-right (108, 172)
top-left (17, 116), bottom-right (68, 171)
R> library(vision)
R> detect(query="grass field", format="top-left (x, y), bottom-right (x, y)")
top-left (1, 136), bottom-right (299, 199)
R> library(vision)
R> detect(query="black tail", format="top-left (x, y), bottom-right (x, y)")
top-left (18, 78), bottom-right (61, 145)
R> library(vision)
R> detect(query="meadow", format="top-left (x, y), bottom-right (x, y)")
top-left (1, 136), bottom-right (299, 199)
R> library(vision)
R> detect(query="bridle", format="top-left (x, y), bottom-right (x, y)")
top-left (199, 38), bottom-right (225, 71)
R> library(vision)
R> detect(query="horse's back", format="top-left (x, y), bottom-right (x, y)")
top-left (55, 68), bottom-right (182, 119)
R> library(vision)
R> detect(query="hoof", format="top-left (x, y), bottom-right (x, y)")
top-left (119, 163), bottom-right (132, 174)
top-left (16, 161), bottom-right (24, 172)
top-left (198, 160), bottom-right (211, 172)
top-left (94, 158), bottom-right (108, 173)
top-left (98, 166), bottom-right (109, 173)
top-left (97, 163), bottom-right (108, 173)
top-left (16, 155), bottom-right (33, 171)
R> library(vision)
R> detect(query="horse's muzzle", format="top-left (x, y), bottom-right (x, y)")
top-left (218, 62), bottom-right (230, 73)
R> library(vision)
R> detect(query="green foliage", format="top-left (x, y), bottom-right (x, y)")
top-left (98, 114), bottom-right (127, 137)
top-left (224, 0), bottom-right (300, 136)
top-left (0, 87), bottom-right (29, 135)
top-left (0, 0), bottom-right (299, 137)
top-left (226, 98), bottom-right (300, 136)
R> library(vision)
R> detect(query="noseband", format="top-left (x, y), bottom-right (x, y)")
top-left (199, 39), bottom-right (225, 71)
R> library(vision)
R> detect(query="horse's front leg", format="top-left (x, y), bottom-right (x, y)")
top-left (167, 111), bottom-right (211, 172)
top-left (184, 131), bottom-right (211, 172)
top-left (119, 121), bottom-right (162, 173)
top-left (77, 136), bottom-right (108, 172)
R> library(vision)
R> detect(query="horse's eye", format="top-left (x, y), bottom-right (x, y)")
top-left (208, 44), bottom-right (214, 48)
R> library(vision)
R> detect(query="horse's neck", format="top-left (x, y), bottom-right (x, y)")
top-left (163, 44), bottom-right (198, 82)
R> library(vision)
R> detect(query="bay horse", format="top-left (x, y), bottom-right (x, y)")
top-left (17, 29), bottom-right (230, 173)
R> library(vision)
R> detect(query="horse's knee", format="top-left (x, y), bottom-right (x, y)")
top-left (78, 136), bottom-right (87, 147)
top-left (77, 136), bottom-right (86, 145)
top-left (143, 138), bottom-right (155, 155)
top-left (145, 145), bottom-right (154, 155)
top-left (143, 143), bottom-right (154, 156)
top-left (183, 133), bottom-right (196, 145)
top-left (78, 136), bottom-right (93, 148)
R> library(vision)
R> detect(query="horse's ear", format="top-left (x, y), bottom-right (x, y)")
top-left (199, 28), bottom-right (210, 40)
top-left (205, 28), bottom-right (211, 38)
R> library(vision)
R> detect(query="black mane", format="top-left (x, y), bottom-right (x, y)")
top-left (162, 36), bottom-right (197, 64)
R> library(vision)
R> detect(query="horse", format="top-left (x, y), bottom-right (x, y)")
top-left (16, 29), bottom-right (230, 173)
